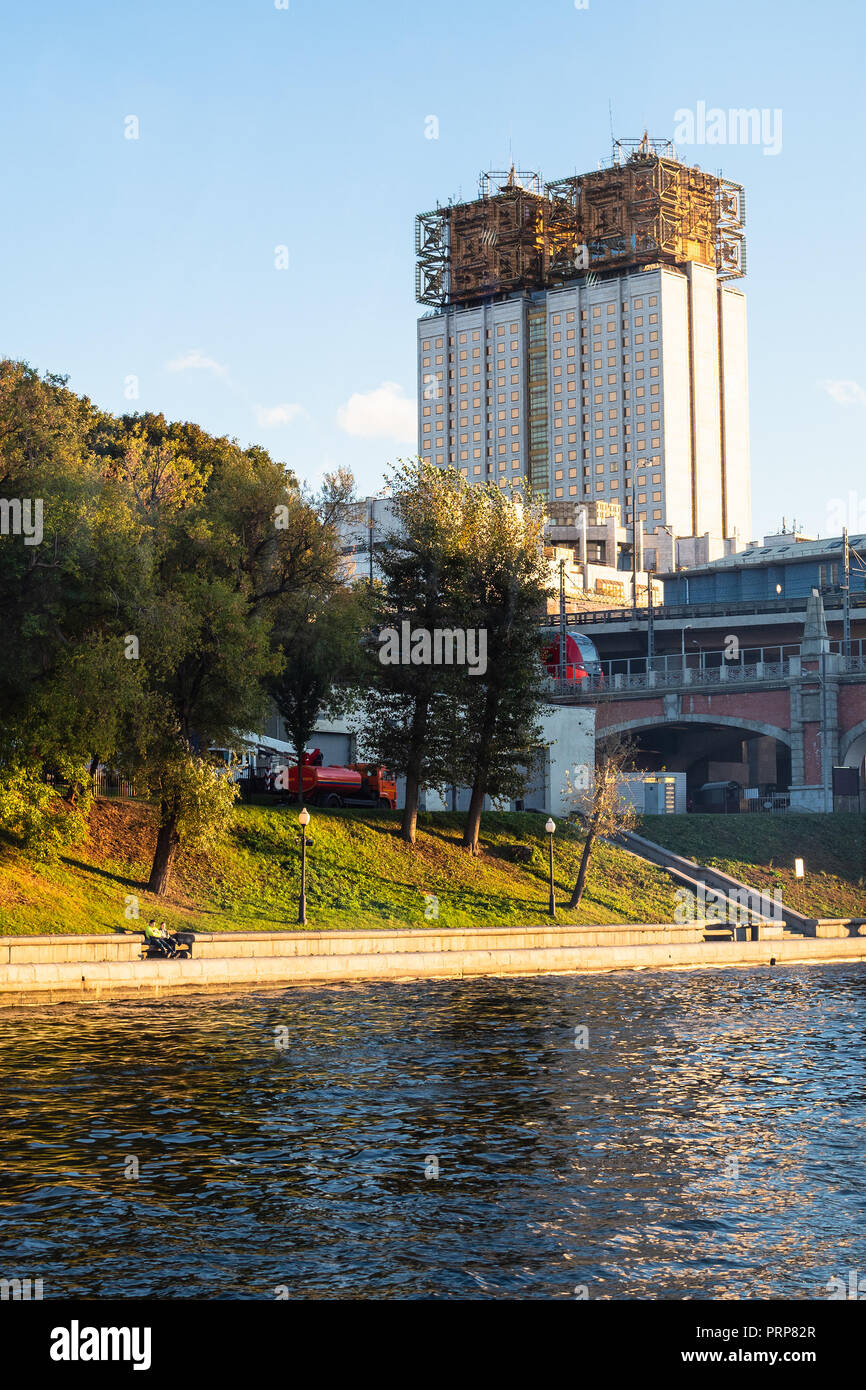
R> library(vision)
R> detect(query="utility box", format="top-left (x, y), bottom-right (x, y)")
top-left (643, 776), bottom-right (678, 814)
top-left (618, 772), bottom-right (686, 815)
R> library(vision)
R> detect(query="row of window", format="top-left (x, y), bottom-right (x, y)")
top-left (420, 294), bottom-right (661, 357)
top-left (422, 340), bottom-right (661, 375)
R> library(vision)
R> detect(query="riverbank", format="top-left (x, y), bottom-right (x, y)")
top-left (0, 801), bottom-right (680, 935)
top-left (2, 921), bottom-right (864, 1002)
top-left (3, 802), bottom-right (863, 939)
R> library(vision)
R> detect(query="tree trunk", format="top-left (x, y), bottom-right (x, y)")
top-left (568, 827), bottom-right (595, 909)
top-left (293, 738), bottom-right (305, 804)
top-left (462, 781), bottom-right (486, 854)
top-left (401, 771), bottom-right (419, 843)
top-left (147, 805), bottom-right (180, 896)
top-left (400, 696), bottom-right (428, 845)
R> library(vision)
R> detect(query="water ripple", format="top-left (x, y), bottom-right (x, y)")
top-left (0, 963), bottom-right (864, 1299)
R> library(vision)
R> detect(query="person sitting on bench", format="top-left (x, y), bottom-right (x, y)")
top-left (143, 919), bottom-right (176, 957)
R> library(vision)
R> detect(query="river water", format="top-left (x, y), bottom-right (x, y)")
top-left (1, 964), bottom-right (864, 1300)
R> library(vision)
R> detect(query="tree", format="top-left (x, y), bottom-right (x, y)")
top-left (0, 363), bottom-right (350, 898)
top-left (106, 415), bottom-right (341, 895)
top-left (270, 582), bottom-right (372, 794)
top-left (566, 736), bottom-right (637, 910)
top-left (0, 362), bottom-right (146, 847)
top-left (137, 743), bottom-right (240, 895)
top-left (450, 485), bottom-right (552, 854)
top-left (363, 461), bottom-right (470, 843)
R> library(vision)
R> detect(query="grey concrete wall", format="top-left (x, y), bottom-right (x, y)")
top-left (2, 930), bottom-right (865, 1000)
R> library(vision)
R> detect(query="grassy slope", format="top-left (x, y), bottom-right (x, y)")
top-left (638, 814), bottom-right (866, 919)
top-left (0, 800), bottom-right (679, 936)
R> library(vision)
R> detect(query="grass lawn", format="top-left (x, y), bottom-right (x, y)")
top-left (638, 814), bottom-right (866, 920)
top-left (0, 799), bottom-right (680, 936)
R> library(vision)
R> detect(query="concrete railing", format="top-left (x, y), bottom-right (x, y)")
top-left (615, 829), bottom-right (865, 939)
top-left (0, 921), bottom-right (742, 966)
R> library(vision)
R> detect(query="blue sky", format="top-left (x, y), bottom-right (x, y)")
top-left (1, 0), bottom-right (864, 539)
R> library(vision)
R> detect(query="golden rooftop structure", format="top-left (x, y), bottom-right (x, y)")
top-left (416, 135), bottom-right (746, 308)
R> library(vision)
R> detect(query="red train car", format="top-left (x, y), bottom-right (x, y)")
top-left (540, 628), bottom-right (604, 686)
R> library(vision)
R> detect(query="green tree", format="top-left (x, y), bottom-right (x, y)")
top-left (0, 364), bottom-right (350, 897)
top-left (364, 461), bottom-right (470, 843)
top-left (136, 742), bottom-right (240, 894)
top-left (450, 485), bottom-right (552, 854)
top-left (106, 414), bottom-right (334, 895)
top-left (270, 583), bottom-right (372, 794)
top-left (0, 362), bottom-right (145, 845)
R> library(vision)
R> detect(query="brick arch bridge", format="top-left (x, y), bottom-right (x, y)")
top-left (586, 667), bottom-right (866, 811)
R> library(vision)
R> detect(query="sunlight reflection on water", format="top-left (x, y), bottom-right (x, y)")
top-left (0, 963), bottom-right (864, 1299)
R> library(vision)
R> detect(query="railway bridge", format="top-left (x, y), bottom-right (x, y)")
top-left (552, 593), bottom-right (866, 811)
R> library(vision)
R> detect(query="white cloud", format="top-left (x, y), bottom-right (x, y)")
top-left (166, 349), bottom-right (230, 379)
top-left (336, 381), bottom-right (416, 443)
top-left (820, 378), bottom-right (866, 406)
top-left (255, 403), bottom-right (304, 428)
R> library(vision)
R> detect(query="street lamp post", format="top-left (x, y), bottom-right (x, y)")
top-left (545, 817), bottom-right (556, 917)
top-left (298, 807), bottom-right (311, 925)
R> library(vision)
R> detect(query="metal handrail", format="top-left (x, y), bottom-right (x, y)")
top-left (546, 651), bottom-right (866, 699)
top-left (545, 590), bottom-right (866, 628)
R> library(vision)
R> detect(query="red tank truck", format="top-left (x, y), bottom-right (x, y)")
top-left (286, 751), bottom-right (397, 809)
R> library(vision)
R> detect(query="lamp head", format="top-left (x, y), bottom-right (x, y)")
top-left (545, 818), bottom-right (556, 835)
top-left (298, 807), bottom-right (310, 827)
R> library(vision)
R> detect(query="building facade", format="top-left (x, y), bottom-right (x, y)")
top-left (662, 532), bottom-right (866, 605)
top-left (416, 147), bottom-right (750, 542)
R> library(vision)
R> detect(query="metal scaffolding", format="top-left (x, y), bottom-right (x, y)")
top-left (415, 140), bottom-right (747, 308)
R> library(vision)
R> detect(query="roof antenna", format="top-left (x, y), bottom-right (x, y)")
top-left (609, 99), bottom-right (616, 161)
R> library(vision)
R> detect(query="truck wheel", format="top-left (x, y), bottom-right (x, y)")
top-left (324, 793), bottom-right (343, 808)
top-left (378, 796), bottom-right (392, 808)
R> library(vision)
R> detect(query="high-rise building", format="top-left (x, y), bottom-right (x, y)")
top-left (415, 138), bottom-right (750, 541)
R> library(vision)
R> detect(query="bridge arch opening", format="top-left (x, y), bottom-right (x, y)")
top-left (840, 728), bottom-right (866, 812)
top-left (600, 716), bottom-right (792, 811)
top-left (841, 726), bottom-right (866, 778)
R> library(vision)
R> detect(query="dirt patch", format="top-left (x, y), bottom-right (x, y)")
top-left (87, 800), bottom-right (157, 865)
